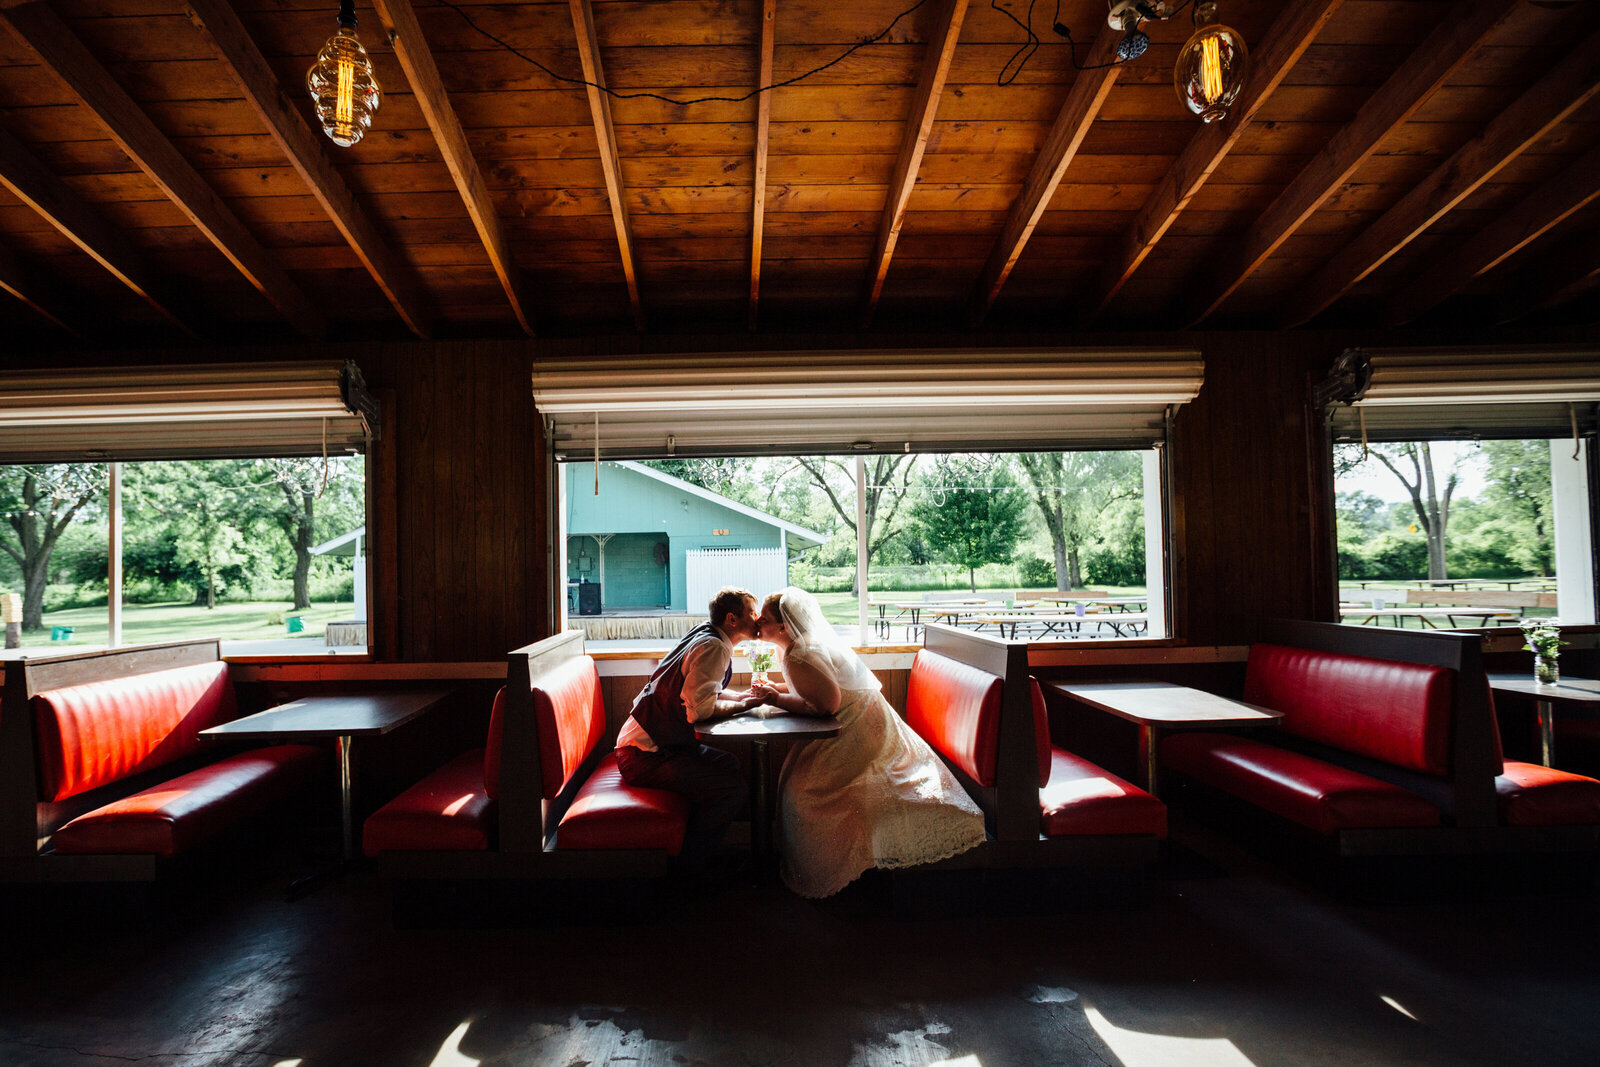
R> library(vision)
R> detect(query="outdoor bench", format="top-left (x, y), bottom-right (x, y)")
top-left (908, 625), bottom-right (1165, 870)
top-left (364, 630), bottom-right (687, 879)
top-left (1161, 621), bottom-right (1599, 858)
top-left (0, 640), bottom-right (322, 883)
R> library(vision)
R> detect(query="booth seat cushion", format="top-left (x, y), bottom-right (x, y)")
top-left (533, 657), bottom-right (607, 800)
top-left (1040, 747), bottom-right (1167, 839)
top-left (34, 661), bottom-right (237, 803)
top-left (556, 752), bottom-right (689, 854)
top-left (1029, 679), bottom-right (1053, 787)
top-left (51, 744), bottom-right (320, 858)
top-left (1244, 644), bottom-right (1455, 776)
top-left (481, 688), bottom-right (508, 800)
top-left (1495, 761), bottom-right (1600, 827)
top-left (905, 650), bottom-right (1003, 786)
top-left (1163, 733), bottom-right (1441, 836)
top-left (362, 749), bottom-right (495, 856)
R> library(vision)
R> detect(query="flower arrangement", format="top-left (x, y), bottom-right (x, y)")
top-left (745, 641), bottom-right (775, 680)
top-left (1521, 620), bottom-right (1562, 685)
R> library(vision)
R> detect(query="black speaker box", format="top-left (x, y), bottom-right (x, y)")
top-left (577, 582), bottom-right (602, 616)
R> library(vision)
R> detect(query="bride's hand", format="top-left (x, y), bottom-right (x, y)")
top-left (750, 680), bottom-right (782, 703)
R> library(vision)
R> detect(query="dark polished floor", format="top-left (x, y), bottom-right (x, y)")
top-left (3, 821), bottom-right (1597, 1067)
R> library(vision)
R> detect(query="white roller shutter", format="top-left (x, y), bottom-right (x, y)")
top-left (1323, 347), bottom-right (1600, 442)
top-left (0, 360), bottom-right (378, 462)
top-left (532, 348), bottom-right (1204, 458)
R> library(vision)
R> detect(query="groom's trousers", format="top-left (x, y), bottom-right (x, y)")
top-left (615, 743), bottom-right (745, 870)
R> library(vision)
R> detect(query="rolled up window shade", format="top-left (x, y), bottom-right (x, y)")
top-left (1325, 347), bottom-right (1600, 442)
top-left (532, 348), bottom-right (1204, 458)
top-left (0, 360), bottom-right (378, 462)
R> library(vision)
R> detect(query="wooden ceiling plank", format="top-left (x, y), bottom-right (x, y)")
top-left (1495, 230), bottom-right (1600, 325)
top-left (372, 0), bottom-right (534, 335)
top-left (1280, 26), bottom-right (1600, 328)
top-left (749, 0), bottom-right (774, 332)
top-left (0, 240), bottom-right (89, 340)
top-left (570, 0), bottom-right (644, 332)
top-left (0, 2), bottom-right (324, 338)
top-left (0, 122), bottom-right (194, 336)
top-left (1089, 0), bottom-right (1347, 320)
top-left (970, 19), bottom-right (1122, 323)
top-left (861, 0), bottom-right (967, 328)
top-left (185, 0), bottom-right (436, 339)
top-left (1184, 0), bottom-right (1520, 327)
top-left (1384, 142), bottom-right (1600, 325)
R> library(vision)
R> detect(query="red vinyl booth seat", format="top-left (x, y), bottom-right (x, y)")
top-left (52, 745), bottom-right (321, 858)
top-left (1163, 733), bottom-right (1442, 836)
top-left (905, 650), bottom-right (1003, 785)
top-left (362, 749), bottom-right (496, 855)
top-left (1495, 762), bottom-right (1600, 827)
top-left (556, 752), bottom-right (689, 853)
top-left (1040, 748), bottom-right (1168, 839)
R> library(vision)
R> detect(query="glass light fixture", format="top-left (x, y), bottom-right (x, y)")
top-left (307, 0), bottom-right (380, 147)
top-left (1174, 1), bottom-right (1248, 123)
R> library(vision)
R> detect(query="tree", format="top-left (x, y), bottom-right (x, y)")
top-left (0, 465), bottom-right (104, 629)
top-left (175, 497), bottom-right (247, 609)
top-left (1480, 439), bottom-right (1554, 575)
top-left (1015, 451), bottom-right (1141, 590)
top-left (796, 455), bottom-right (916, 596)
top-left (244, 457), bottom-right (364, 610)
top-left (910, 454), bottom-right (1029, 592)
top-left (1341, 443), bottom-right (1465, 581)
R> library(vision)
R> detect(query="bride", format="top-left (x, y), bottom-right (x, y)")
top-left (751, 587), bottom-right (986, 898)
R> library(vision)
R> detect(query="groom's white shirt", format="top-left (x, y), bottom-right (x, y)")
top-left (614, 624), bottom-right (734, 753)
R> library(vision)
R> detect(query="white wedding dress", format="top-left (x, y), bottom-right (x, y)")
top-left (772, 592), bottom-right (986, 899)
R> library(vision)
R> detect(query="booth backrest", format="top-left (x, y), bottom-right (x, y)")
top-left (905, 649), bottom-right (1003, 786)
top-left (1029, 679), bottom-right (1052, 788)
top-left (1244, 643), bottom-right (1455, 776)
top-left (531, 656), bottom-right (605, 800)
top-left (32, 660), bottom-right (236, 803)
top-left (481, 687), bottom-right (509, 800)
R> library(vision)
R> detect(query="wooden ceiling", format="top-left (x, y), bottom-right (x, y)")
top-left (1, 0), bottom-right (1598, 347)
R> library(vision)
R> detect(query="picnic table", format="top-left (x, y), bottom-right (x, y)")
top-left (1035, 595), bottom-right (1148, 612)
top-left (1339, 606), bottom-right (1517, 628)
top-left (963, 612), bottom-right (1151, 640)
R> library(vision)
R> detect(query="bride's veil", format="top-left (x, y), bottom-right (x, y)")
top-left (777, 587), bottom-right (881, 693)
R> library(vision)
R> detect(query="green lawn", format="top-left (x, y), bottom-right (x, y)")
top-left (18, 600), bottom-right (359, 649)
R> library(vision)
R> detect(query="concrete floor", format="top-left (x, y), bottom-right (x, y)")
top-left (3, 823), bottom-right (1597, 1067)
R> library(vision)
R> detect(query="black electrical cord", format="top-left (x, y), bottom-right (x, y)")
top-left (432, 0), bottom-right (932, 107)
top-left (995, 0), bottom-right (1197, 82)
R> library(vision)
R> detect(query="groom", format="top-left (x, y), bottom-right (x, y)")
top-left (615, 585), bottom-right (762, 874)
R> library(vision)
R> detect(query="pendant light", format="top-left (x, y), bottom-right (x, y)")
top-left (1174, 2), bottom-right (1248, 123)
top-left (307, 0), bottom-right (381, 147)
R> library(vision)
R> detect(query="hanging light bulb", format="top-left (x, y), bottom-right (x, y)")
top-left (307, 0), bottom-right (380, 147)
top-left (1174, 1), bottom-right (1247, 123)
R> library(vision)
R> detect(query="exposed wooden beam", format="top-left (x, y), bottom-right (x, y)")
top-left (0, 123), bottom-right (194, 337)
top-left (862, 0), bottom-right (967, 329)
top-left (1383, 143), bottom-right (1600, 325)
top-left (1279, 26), bottom-right (1600, 329)
top-left (0, 241), bottom-right (88, 340)
top-left (372, 0), bottom-right (534, 335)
top-left (570, 0), bottom-right (644, 332)
top-left (749, 0), bottom-right (775, 332)
top-left (185, 0), bottom-right (435, 340)
top-left (1090, 0), bottom-right (1346, 320)
top-left (0, 2), bottom-right (324, 338)
top-left (1184, 0), bottom-right (1519, 327)
top-left (970, 20), bottom-right (1122, 323)
top-left (1495, 230), bottom-right (1600, 325)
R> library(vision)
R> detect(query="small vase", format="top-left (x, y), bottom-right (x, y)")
top-left (1534, 655), bottom-right (1559, 686)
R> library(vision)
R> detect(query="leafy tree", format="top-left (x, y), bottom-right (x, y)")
top-left (796, 455), bottom-right (916, 596)
top-left (1015, 451), bottom-right (1141, 590)
top-left (0, 464), bottom-right (104, 629)
top-left (243, 457), bottom-right (364, 610)
top-left (1339, 442), bottom-right (1466, 581)
top-left (910, 455), bottom-right (1029, 592)
top-left (1480, 439), bottom-right (1553, 575)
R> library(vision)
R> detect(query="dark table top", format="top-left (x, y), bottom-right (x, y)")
top-left (199, 688), bottom-right (455, 742)
top-left (1487, 674), bottom-right (1600, 707)
top-left (1048, 680), bottom-right (1283, 729)
top-left (695, 708), bottom-right (842, 741)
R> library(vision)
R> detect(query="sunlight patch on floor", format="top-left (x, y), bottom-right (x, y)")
top-left (1084, 1006), bottom-right (1256, 1066)
top-left (427, 1021), bottom-right (479, 1067)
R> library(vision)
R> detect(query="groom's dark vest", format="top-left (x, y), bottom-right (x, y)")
top-left (629, 622), bottom-right (732, 750)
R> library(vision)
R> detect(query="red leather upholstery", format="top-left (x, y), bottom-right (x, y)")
top-left (1245, 643), bottom-right (1455, 775)
top-left (34, 661), bottom-right (236, 803)
top-left (51, 745), bottom-right (320, 858)
top-left (1495, 761), bottom-right (1600, 827)
top-left (1029, 679), bottom-right (1052, 787)
top-left (556, 752), bottom-right (689, 854)
top-left (362, 749), bottom-right (495, 856)
top-left (1040, 747), bottom-right (1167, 839)
top-left (1163, 732), bottom-right (1441, 835)
top-left (533, 656), bottom-right (606, 799)
top-left (905, 650), bottom-right (1003, 786)
top-left (482, 688), bottom-right (507, 800)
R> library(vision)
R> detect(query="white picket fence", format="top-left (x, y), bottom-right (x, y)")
top-left (685, 547), bottom-right (787, 609)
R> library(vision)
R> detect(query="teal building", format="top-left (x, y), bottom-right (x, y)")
top-left (566, 461), bottom-right (826, 613)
